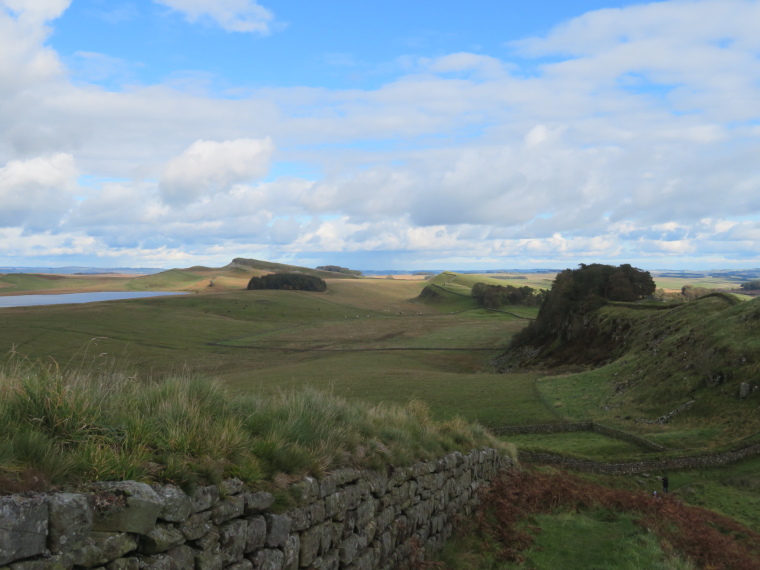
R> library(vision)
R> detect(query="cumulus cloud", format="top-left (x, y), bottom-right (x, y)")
top-left (2, 0), bottom-right (760, 268)
top-left (159, 138), bottom-right (274, 206)
top-left (154, 0), bottom-right (275, 34)
top-left (0, 153), bottom-right (78, 230)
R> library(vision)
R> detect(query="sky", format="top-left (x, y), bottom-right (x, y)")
top-left (1, 0), bottom-right (760, 271)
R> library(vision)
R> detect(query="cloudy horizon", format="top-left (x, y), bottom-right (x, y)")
top-left (1, 0), bottom-right (759, 271)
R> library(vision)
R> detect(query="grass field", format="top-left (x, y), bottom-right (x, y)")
top-left (2, 264), bottom-right (759, 566)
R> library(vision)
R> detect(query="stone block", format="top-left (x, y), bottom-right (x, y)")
top-left (290, 478), bottom-right (319, 505)
top-left (91, 482), bottom-right (163, 534)
top-left (190, 486), bottom-right (220, 513)
top-left (165, 544), bottom-right (195, 569)
top-left (211, 496), bottom-right (244, 524)
top-left (7, 555), bottom-right (69, 570)
top-left (106, 557), bottom-right (140, 570)
top-left (194, 550), bottom-right (223, 570)
top-left (297, 525), bottom-right (321, 567)
top-left (75, 532), bottom-right (139, 567)
top-left (192, 527), bottom-right (220, 553)
top-left (139, 523), bottom-right (185, 554)
top-left (219, 520), bottom-right (248, 564)
top-left (135, 553), bottom-right (171, 570)
top-left (284, 507), bottom-right (309, 532)
top-left (0, 495), bottom-right (48, 565)
top-left (153, 486), bottom-right (192, 523)
top-left (220, 479), bottom-right (245, 497)
top-left (47, 492), bottom-right (92, 554)
top-left (243, 493), bottom-right (274, 515)
top-left (227, 560), bottom-right (254, 570)
top-left (323, 493), bottom-right (344, 521)
top-left (245, 516), bottom-right (266, 552)
top-left (247, 549), bottom-right (284, 570)
top-left (264, 515), bottom-right (291, 548)
top-left (283, 534), bottom-right (299, 570)
top-left (178, 511), bottom-right (212, 541)
top-left (309, 548), bottom-right (339, 570)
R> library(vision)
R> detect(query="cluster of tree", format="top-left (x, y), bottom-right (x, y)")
top-left (316, 265), bottom-right (362, 277)
top-left (471, 282), bottom-right (546, 308)
top-left (247, 273), bottom-right (327, 292)
top-left (512, 263), bottom-right (656, 347)
top-left (740, 280), bottom-right (760, 291)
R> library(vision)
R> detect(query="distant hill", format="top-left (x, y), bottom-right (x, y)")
top-left (225, 258), bottom-right (358, 279)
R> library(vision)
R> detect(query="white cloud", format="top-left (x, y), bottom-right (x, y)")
top-left (154, 0), bottom-right (274, 34)
top-left (159, 138), bottom-right (274, 206)
top-left (0, 153), bottom-right (78, 230)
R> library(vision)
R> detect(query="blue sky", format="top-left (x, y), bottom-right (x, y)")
top-left (1, 0), bottom-right (759, 270)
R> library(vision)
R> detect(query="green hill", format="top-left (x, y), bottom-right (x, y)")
top-left (225, 257), bottom-right (358, 279)
top-left (497, 291), bottom-right (760, 443)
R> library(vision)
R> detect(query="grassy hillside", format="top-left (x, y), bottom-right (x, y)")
top-left (226, 257), bottom-right (358, 279)
top-left (498, 293), bottom-right (760, 445)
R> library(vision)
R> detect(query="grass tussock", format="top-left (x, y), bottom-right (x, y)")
top-left (0, 356), bottom-right (505, 493)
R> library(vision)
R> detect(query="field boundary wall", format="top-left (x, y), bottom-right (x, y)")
top-left (0, 448), bottom-right (510, 570)
top-left (517, 443), bottom-right (760, 474)
top-left (492, 422), bottom-right (666, 452)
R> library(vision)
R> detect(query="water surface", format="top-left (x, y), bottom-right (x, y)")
top-left (0, 291), bottom-right (185, 308)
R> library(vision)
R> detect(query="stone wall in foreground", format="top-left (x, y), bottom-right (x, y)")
top-left (0, 448), bottom-right (510, 570)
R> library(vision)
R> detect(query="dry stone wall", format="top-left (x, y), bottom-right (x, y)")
top-left (0, 448), bottom-right (510, 570)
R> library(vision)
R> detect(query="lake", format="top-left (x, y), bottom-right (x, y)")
top-left (0, 291), bottom-right (186, 308)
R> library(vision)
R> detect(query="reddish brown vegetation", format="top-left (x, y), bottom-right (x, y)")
top-left (474, 470), bottom-right (760, 570)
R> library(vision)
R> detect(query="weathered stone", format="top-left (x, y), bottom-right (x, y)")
top-left (243, 493), bottom-right (274, 514)
top-left (309, 549), bottom-right (339, 570)
top-left (0, 495), bottom-right (48, 565)
top-left (7, 555), bottom-right (69, 570)
top-left (226, 560), bottom-right (254, 570)
top-left (106, 557), bottom-right (140, 570)
top-left (356, 499), bottom-right (375, 528)
top-left (139, 523), bottom-right (185, 554)
top-left (284, 507), bottom-right (309, 532)
top-left (740, 382), bottom-right (751, 398)
top-left (194, 550), bottom-right (223, 570)
top-left (338, 534), bottom-right (360, 566)
top-left (211, 496), bottom-right (245, 524)
top-left (91, 482), bottom-right (163, 534)
top-left (245, 516), bottom-right (266, 552)
top-left (219, 519), bottom-right (247, 564)
top-left (248, 549), bottom-right (284, 570)
top-left (297, 525), bottom-right (321, 567)
top-left (75, 532), bottom-right (139, 567)
top-left (153, 486), bottom-right (192, 523)
top-left (323, 493), bottom-right (345, 520)
top-left (264, 514), bottom-right (291, 548)
top-left (290, 477), bottom-right (319, 506)
top-left (135, 553), bottom-right (171, 570)
top-left (307, 500), bottom-right (325, 525)
top-left (220, 479), bottom-right (245, 497)
top-left (46, 492), bottom-right (92, 553)
top-left (282, 534), bottom-right (299, 570)
top-left (193, 527), bottom-right (220, 553)
top-left (317, 477), bottom-right (336, 499)
top-left (190, 486), bottom-right (220, 513)
top-left (178, 510), bottom-right (212, 540)
top-left (165, 544), bottom-right (195, 569)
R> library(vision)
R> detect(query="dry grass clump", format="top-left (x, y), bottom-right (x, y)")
top-left (0, 356), bottom-right (505, 493)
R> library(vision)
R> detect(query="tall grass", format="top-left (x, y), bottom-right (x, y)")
top-left (0, 356), bottom-right (507, 492)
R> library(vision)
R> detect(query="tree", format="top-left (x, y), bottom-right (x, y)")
top-left (247, 273), bottom-right (327, 292)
